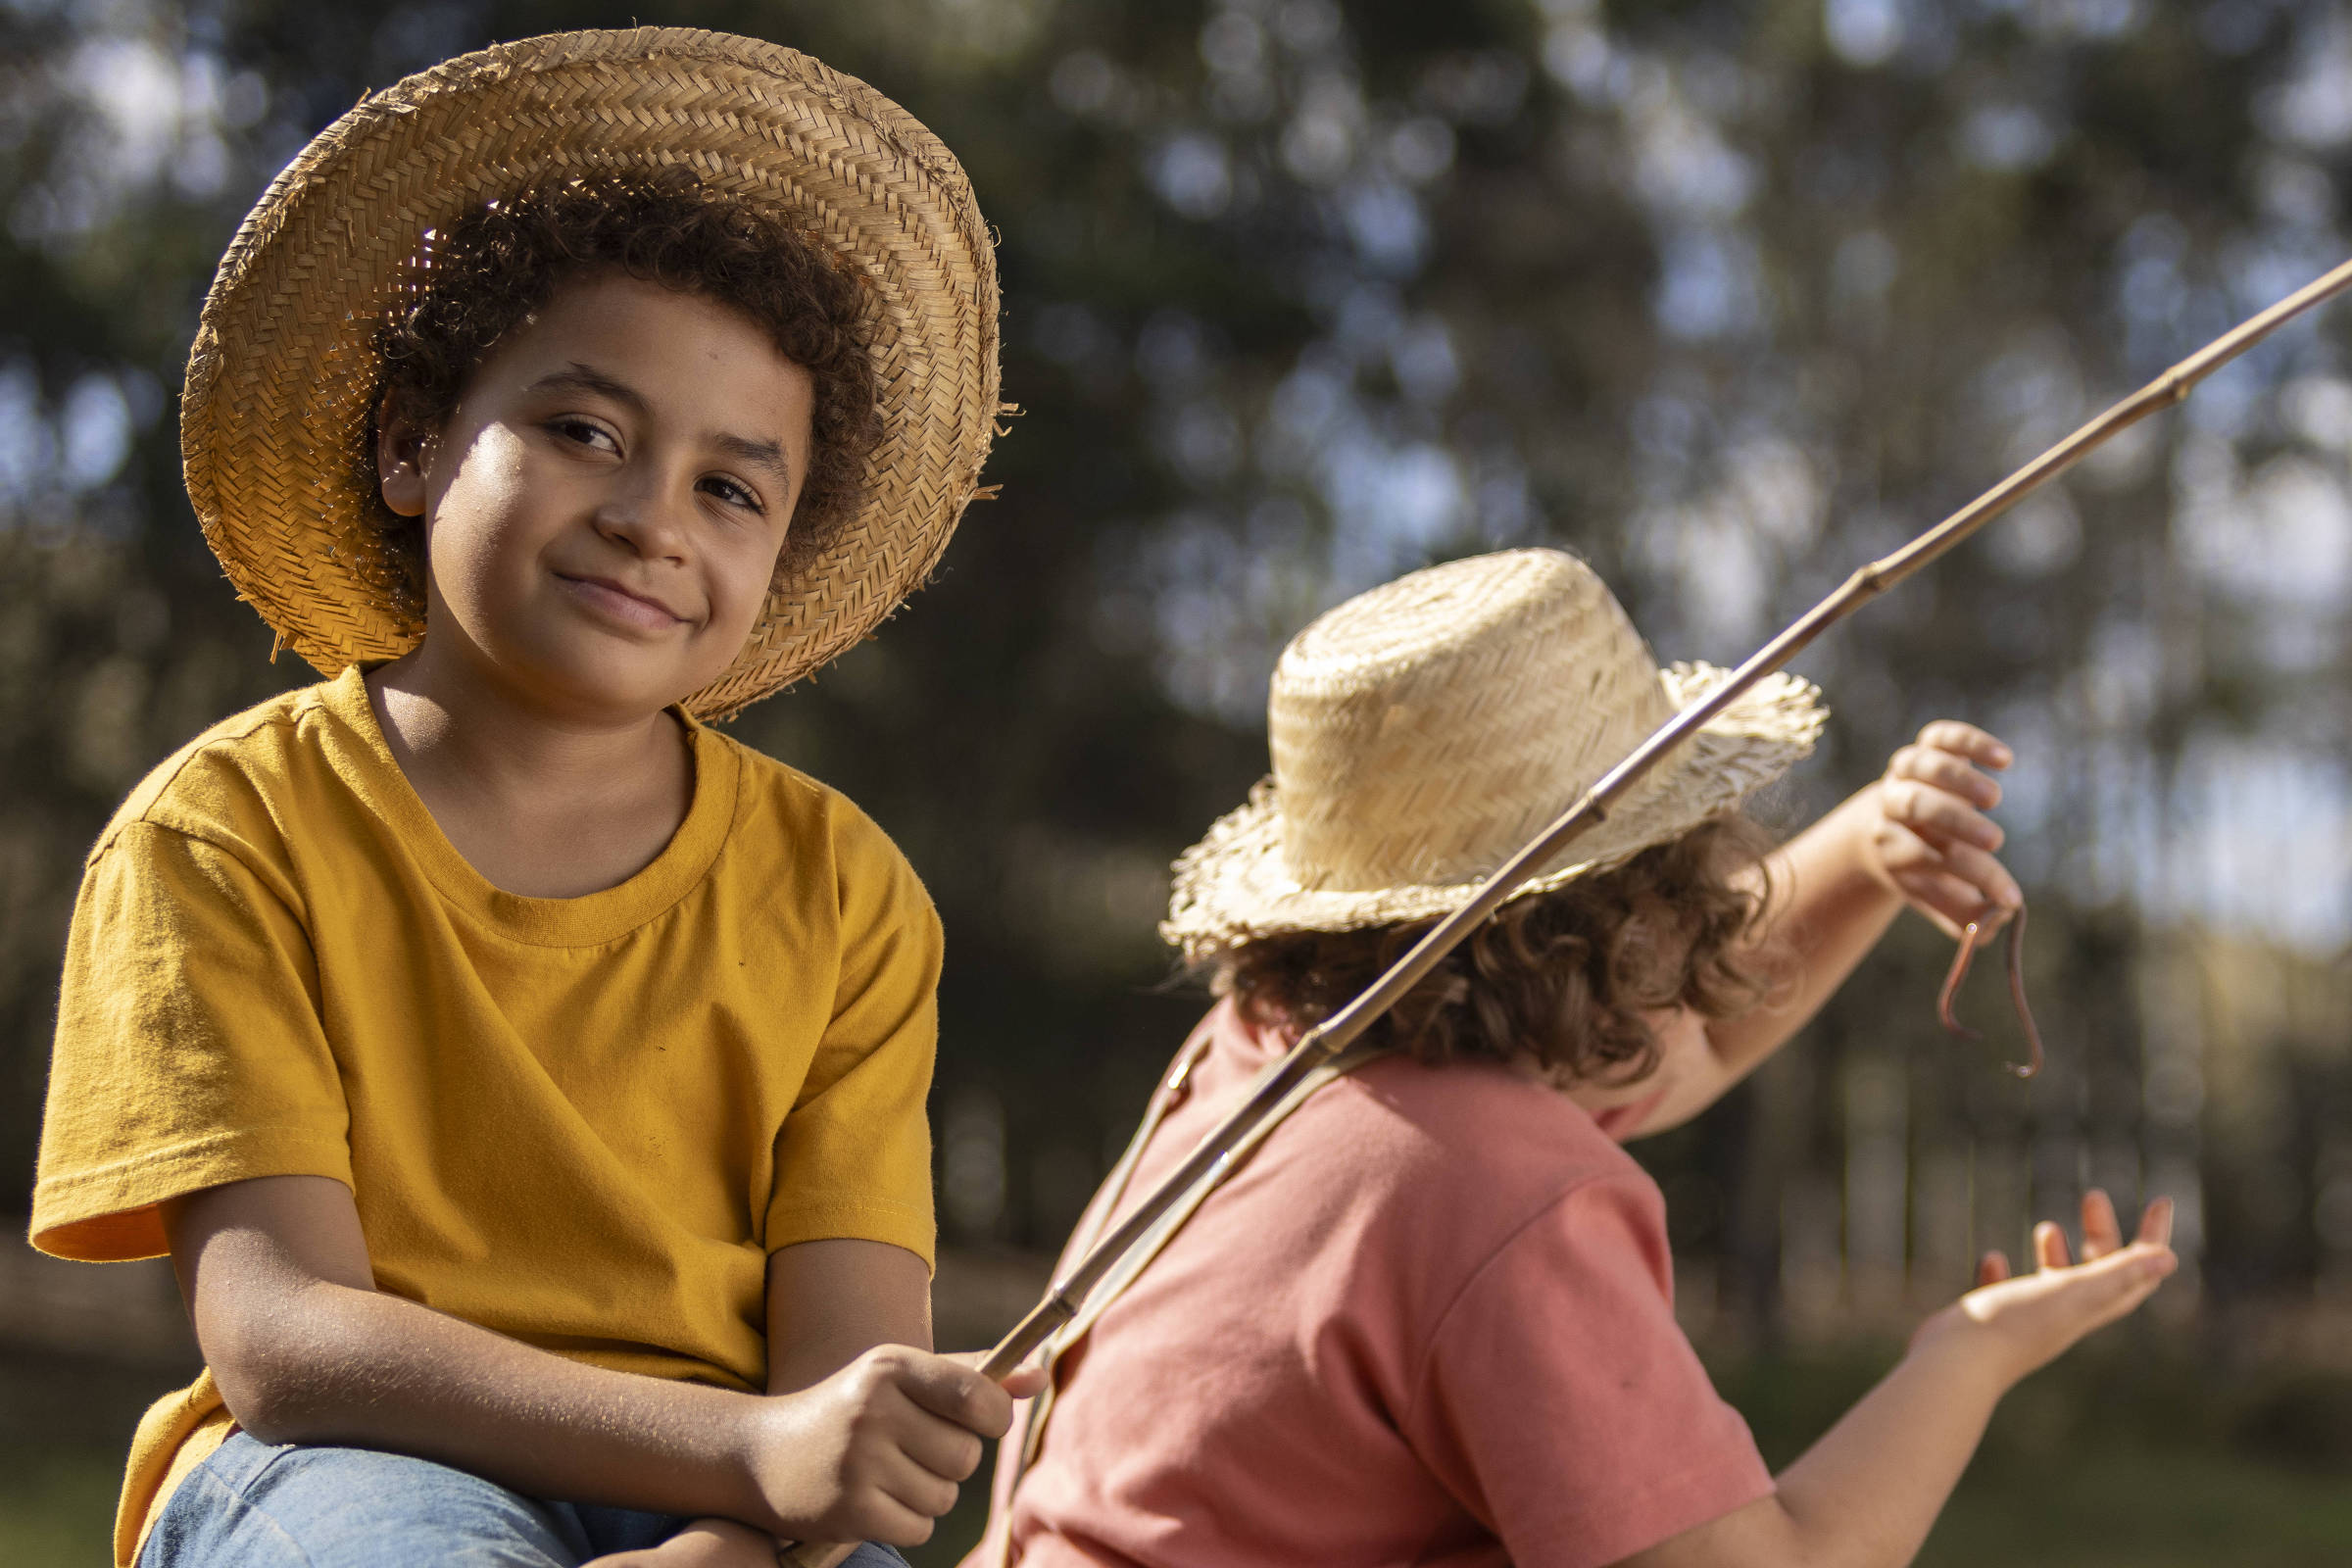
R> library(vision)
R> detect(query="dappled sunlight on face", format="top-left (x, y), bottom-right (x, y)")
top-left (398, 272), bottom-right (814, 723)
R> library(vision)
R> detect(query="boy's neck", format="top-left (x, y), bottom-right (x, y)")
top-left (364, 646), bottom-right (696, 900)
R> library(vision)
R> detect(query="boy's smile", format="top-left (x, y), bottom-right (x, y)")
top-left (378, 271), bottom-right (816, 723)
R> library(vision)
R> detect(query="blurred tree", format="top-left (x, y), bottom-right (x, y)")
top-left (2, 0), bottom-right (2347, 1337)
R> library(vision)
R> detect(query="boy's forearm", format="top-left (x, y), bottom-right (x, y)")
top-left (1705, 788), bottom-right (1901, 1079)
top-left (225, 1275), bottom-right (782, 1531)
top-left (1766, 1331), bottom-right (2003, 1568)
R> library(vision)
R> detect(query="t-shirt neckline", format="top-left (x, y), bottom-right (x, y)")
top-left (315, 664), bottom-right (741, 948)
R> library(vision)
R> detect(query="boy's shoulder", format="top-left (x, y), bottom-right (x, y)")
top-left (91, 678), bottom-right (343, 867)
top-left (698, 724), bottom-right (884, 844)
top-left (695, 726), bottom-right (932, 908)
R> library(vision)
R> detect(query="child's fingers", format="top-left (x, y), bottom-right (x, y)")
top-left (1914, 720), bottom-right (2014, 771)
top-left (897, 1351), bottom-right (1016, 1439)
top-left (874, 1446), bottom-right (961, 1521)
top-left (1912, 882), bottom-right (1994, 943)
top-left (997, 1362), bottom-right (1049, 1398)
top-left (2034, 1220), bottom-right (2071, 1272)
top-left (2080, 1189), bottom-right (2124, 1260)
top-left (894, 1406), bottom-right (988, 1482)
top-left (1977, 1250), bottom-right (2012, 1288)
top-left (1886, 859), bottom-right (2015, 943)
top-left (853, 1476), bottom-right (947, 1547)
top-left (1873, 821), bottom-right (1972, 909)
top-left (2058, 1244), bottom-right (2178, 1329)
top-left (2136, 1195), bottom-right (2176, 1250)
top-left (1918, 838), bottom-right (2024, 916)
top-left (1880, 775), bottom-right (2006, 852)
top-left (1886, 743), bottom-right (2005, 809)
top-left (941, 1346), bottom-right (1047, 1399)
top-left (1873, 820), bottom-right (2021, 925)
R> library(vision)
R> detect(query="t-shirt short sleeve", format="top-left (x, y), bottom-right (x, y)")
top-left (1406, 1174), bottom-right (1775, 1568)
top-left (31, 821), bottom-right (351, 1262)
top-left (761, 811), bottom-right (942, 1270)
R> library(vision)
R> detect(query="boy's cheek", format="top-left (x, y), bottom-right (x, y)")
top-left (713, 543), bottom-right (790, 642)
top-left (706, 579), bottom-right (771, 654)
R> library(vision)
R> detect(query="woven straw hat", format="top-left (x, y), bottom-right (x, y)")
top-left (1161, 549), bottom-right (1829, 956)
top-left (180, 27), bottom-right (1000, 718)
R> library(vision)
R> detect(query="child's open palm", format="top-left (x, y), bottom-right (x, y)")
top-left (1914, 1188), bottom-right (2178, 1388)
top-left (1618, 1190), bottom-right (2177, 1568)
top-left (1865, 720), bottom-right (2024, 943)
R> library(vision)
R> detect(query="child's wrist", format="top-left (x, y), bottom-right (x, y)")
top-left (1783, 783), bottom-right (1903, 908)
top-left (1846, 783), bottom-right (1909, 895)
top-left (715, 1391), bottom-right (800, 1537)
top-left (1905, 1303), bottom-right (2021, 1401)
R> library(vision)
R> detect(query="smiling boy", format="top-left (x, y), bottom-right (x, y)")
top-left (29, 31), bottom-right (1027, 1568)
top-left (369, 271), bottom-right (820, 891)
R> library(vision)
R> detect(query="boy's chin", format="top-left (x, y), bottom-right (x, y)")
top-left (499, 645), bottom-right (724, 724)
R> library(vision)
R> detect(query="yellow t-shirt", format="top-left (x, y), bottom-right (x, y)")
top-left (29, 665), bottom-right (941, 1565)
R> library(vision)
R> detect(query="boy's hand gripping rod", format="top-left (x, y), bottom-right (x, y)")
top-left (778, 256), bottom-right (2352, 1568)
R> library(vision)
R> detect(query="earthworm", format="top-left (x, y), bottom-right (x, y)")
top-left (1936, 904), bottom-right (2044, 1080)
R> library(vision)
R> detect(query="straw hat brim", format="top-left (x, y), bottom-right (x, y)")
top-left (1160, 662), bottom-right (1827, 954)
top-left (180, 27), bottom-right (999, 719)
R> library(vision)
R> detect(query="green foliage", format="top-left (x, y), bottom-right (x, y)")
top-left (1, 0), bottom-right (2348, 1316)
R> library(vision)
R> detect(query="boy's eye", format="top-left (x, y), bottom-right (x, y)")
top-left (550, 417), bottom-right (618, 454)
top-left (700, 475), bottom-right (764, 514)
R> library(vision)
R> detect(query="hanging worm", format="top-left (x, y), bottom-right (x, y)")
top-left (1936, 904), bottom-right (2044, 1079)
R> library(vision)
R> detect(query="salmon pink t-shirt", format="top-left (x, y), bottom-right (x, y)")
top-left (971, 999), bottom-right (1773, 1568)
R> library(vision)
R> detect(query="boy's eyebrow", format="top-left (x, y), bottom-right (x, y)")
top-left (528, 362), bottom-right (795, 493)
top-left (528, 363), bottom-right (648, 413)
top-left (708, 431), bottom-right (795, 494)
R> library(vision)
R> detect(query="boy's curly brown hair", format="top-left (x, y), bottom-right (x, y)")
top-left (366, 169), bottom-right (882, 615)
top-left (1217, 815), bottom-right (1781, 1086)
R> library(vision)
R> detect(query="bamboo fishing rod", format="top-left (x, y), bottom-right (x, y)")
top-left (780, 257), bottom-right (2352, 1567)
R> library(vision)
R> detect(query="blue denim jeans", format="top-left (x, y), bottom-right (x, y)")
top-left (140, 1432), bottom-right (910, 1568)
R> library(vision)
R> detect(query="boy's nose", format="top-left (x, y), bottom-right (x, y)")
top-left (593, 475), bottom-right (692, 562)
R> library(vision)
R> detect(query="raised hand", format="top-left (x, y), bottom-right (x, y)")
top-left (1865, 720), bottom-right (2023, 945)
top-left (1915, 1189), bottom-right (2177, 1390)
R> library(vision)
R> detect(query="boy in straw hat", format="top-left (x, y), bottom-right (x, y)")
top-left (973, 548), bottom-right (2177, 1568)
top-left (29, 28), bottom-right (1039, 1568)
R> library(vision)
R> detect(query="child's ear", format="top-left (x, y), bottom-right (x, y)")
top-left (375, 397), bottom-right (433, 518)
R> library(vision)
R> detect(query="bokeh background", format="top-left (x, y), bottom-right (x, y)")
top-left (4, 0), bottom-right (2351, 1562)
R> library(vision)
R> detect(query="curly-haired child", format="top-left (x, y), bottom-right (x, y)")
top-left (973, 548), bottom-right (2175, 1568)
